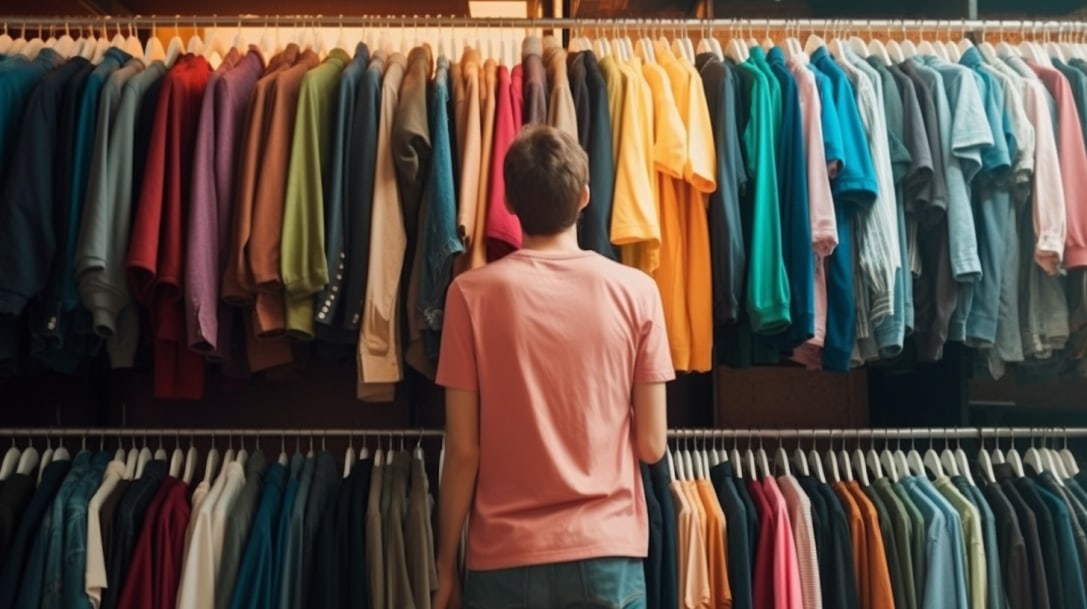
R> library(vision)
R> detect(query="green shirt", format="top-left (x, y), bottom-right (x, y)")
top-left (282, 49), bottom-right (351, 339)
top-left (935, 476), bottom-right (987, 609)
top-left (735, 59), bottom-right (790, 334)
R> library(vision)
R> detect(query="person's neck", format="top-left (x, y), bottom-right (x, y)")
top-left (520, 228), bottom-right (582, 252)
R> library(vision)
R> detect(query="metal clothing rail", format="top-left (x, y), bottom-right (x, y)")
top-left (669, 427), bottom-right (1087, 440)
top-left (0, 15), bottom-right (1085, 31)
top-left (0, 427), bottom-right (1086, 439)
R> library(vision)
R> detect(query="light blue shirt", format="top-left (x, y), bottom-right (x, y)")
top-left (903, 476), bottom-right (968, 609)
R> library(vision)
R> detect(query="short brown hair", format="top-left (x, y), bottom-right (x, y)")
top-left (503, 126), bottom-right (589, 236)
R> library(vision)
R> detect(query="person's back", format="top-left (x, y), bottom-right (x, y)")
top-left (435, 125), bottom-right (672, 609)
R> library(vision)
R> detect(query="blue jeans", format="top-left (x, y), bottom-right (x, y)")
top-left (464, 557), bottom-right (646, 609)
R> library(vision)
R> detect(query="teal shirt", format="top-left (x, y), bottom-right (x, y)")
top-left (735, 57), bottom-right (790, 334)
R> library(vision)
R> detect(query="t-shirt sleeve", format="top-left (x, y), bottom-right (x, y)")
top-left (435, 280), bottom-right (479, 391)
top-left (634, 283), bottom-right (676, 384)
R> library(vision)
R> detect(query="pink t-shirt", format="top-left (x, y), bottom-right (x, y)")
top-left (436, 248), bottom-right (675, 570)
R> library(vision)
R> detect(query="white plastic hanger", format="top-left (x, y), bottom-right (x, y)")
top-left (731, 436), bottom-right (744, 480)
top-left (774, 442), bottom-right (792, 477)
top-left (692, 437), bottom-right (708, 480)
top-left (54, 23), bottom-right (74, 58)
top-left (109, 21), bottom-right (125, 49)
top-left (259, 20), bottom-right (275, 59)
top-left (808, 434), bottom-right (827, 483)
top-left (977, 434), bottom-right (996, 484)
top-left (200, 438), bottom-right (218, 485)
top-left (906, 436), bottom-right (926, 477)
top-left (217, 434), bottom-right (237, 484)
top-left (123, 21), bottom-right (142, 58)
top-left (169, 435), bottom-right (184, 479)
top-left (0, 22), bottom-right (13, 54)
top-left (19, 23), bottom-right (44, 59)
top-left (143, 22), bottom-right (165, 62)
top-left (708, 435), bottom-right (721, 468)
top-left (880, 432), bottom-right (900, 483)
top-left (793, 431), bottom-right (811, 477)
top-left (372, 438), bottom-right (384, 475)
top-left (344, 435), bottom-right (355, 479)
top-left (1007, 431), bottom-right (1026, 477)
top-left (923, 433), bottom-right (946, 479)
top-left (941, 437), bottom-right (961, 477)
top-left (164, 19), bottom-right (185, 67)
top-left (235, 436), bottom-right (248, 470)
top-left (0, 437), bottom-right (21, 481)
top-left (755, 437), bottom-right (771, 480)
top-left (124, 436), bottom-right (138, 480)
top-left (745, 440), bottom-right (759, 481)
top-left (182, 438), bottom-right (198, 485)
top-left (186, 17), bottom-right (205, 55)
top-left (134, 436), bottom-right (151, 479)
top-left (54, 434), bottom-right (70, 462)
top-left (1060, 431), bottom-right (1081, 476)
top-left (852, 435), bottom-right (871, 487)
top-left (277, 433), bottom-right (288, 466)
top-left (954, 435), bottom-right (976, 486)
top-left (9, 23), bottom-right (27, 55)
top-left (728, 22), bottom-right (749, 62)
top-left (865, 436), bottom-right (885, 483)
top-left (713, 435), bottom-right (727, 467)
top-left (1025, 430), bottom-right (1047, 474)
top-left (16, 435), bottom-right (39, 477)
top-left (682, 436), bottom-right (697, 482)
top-left (665, 446), bottom-right (678, 482)
top-left (824, 434), bottom-right (842, 483)
top-left (672, 437), bottom-right (687, 480)
top-left (36, 436), bottom-right (54, 485)
top-left (359, 433), bottom-right (370, 461)
top-left (153, 435), bottom-right (168, 462)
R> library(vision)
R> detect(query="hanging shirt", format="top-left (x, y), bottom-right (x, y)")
top-left (980, 480), bottom-right (1037, 609)
top-left (736, 53), bottom-right (790, 336)
top-left (185, 48), bottom-right (260, 362)
top-left (453, 48), bottom-right (483, 276)
top-left (0, 51), bottom-right (89, 376)
top-left (767, 47), bottom-right (816, 350)
top-left (778, 474), bottom-right (823, 609)
top-left (228, 460), bottom-right (286, 609)
top-left (216, 452), bottom-right (267, 609)
top-left (76, 57), bottom-right (147, 369)
top-left (358, 52), bottom-right (408, 400)
top-left (86, 459), bottom-right (127, 609)
top-left (543, 41), bottom-right (577, 137)
top-left (935, 477), bottom-right (987, 609)
top-left (763, 477), bottom-right (804, 609)
top-left (314, 43), bottom-right (370, 344)
top-left (577, 51), bottom-right (618, 261)
top-left (522, 36), bottom-right (547, 125)
top-left (126, 54), bottom-right (213, 399)
top-left (484, 63), bottom-right (523, 261)
top-left (281, 49), bottom-right (350, 339)
top-left (672, 479), bottom-right (712, 609)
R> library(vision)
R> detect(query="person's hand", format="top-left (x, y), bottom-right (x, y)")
top-left (433, 568), bottom-right (462, 609)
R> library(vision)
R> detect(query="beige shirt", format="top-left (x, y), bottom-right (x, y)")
top-left (453, 49), bottom-right (483, 277)
top-left (358, 53), bottom-right (409, 400)
top-left (466, 59), bottom-right (497, 271)
top-left (85, 460), bottom-right (127, 609)
top-left (543, 41), bottom-right (578, 138)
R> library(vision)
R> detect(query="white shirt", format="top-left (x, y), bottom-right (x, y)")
top-left (85, 460), bottom-right (127, 609)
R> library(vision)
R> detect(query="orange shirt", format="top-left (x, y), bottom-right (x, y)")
top-left (846, 481), bottom-right (896, 609)
top-left (673, 481), bottom-right (711, 609)
top-left (696, 479), bottom-right (733, 609)
top-left (833, 480), bottom-right (869, 607)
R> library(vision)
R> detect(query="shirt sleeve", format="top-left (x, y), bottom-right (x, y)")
top-left (435, 280), bottom-right (479, 391)
top-left (634, 282), bottom-right (676, 383)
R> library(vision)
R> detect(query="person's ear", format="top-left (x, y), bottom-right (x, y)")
top-left (578, 184), bottom-right (590, 212)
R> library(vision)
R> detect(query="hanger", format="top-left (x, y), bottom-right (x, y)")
top-left (865, 432), bottom-right (884, 482)
top-left (344, 434), bottom-right (355, 478)
top-left (745, 435), bottom-right (759, 481)
top-left (697, 22), bottom-right (714, 56)
top-left (122, 20), bottom-right (141, 58)
top-left (760, 22), bottom-right (775, 52)
top-left (19, 23), bottom-right (43, 59)
top-left (9, 22), bottom-right (27, 55)
top-left (848, 22), bottom-right (868, 58)
top-left (953, 434), bottom-right (975, 485)
top-left (976, 432), bottom-right (996, 484)
top-left (774, 438), bottom-right (792, 478)
top-left (36, 435), bottom-right (54, 485)
top-left (906, 434), bottom-right (926, 477)
top-left (1007, 430), bottom-right (1026, 477)
top-left (164, 18), bottom-right (184, 67)
top-left (707, 433), bottom-right (720, 468)
top-left (235, 433), bottom-right (248, 469)
top-left (792, 430), bottom-right (810, 477)
top-left (219, 434), bottom-right (237, 483)
top-left (124, 435), bottom-right (138, 480)
top-left (923, 431), bottom-right (946, 478)
top-left (16, 434), bottom-right (39, 477)
top-left (755, 436), bottom-right (771, 480)
top-left (141, 20), bottom-right (164, 62)
top-left (373, 436), bottom-right (384, 473)
top-left (43, 23), bottom-right (56, 50)
top-left (184, 17), bottom-right (204, 55)
top-left (727, 22), bottom-right (748, 62)
top-left (1025, 428), bottom-right (1047, 474)
top-left (880, 431), bottom-right (900, 483)
top-left (169, 434), bottom-right (184, 478)
top-left (941, 435), bottom-right (961, 477)
top-left (55, 22), bottom-right (75, 58)
top-left (945, 21), bottom-right (962, 62)
top-left (0, 22), bottom-right (12, 54)
top-left (692, 435), bottom-right (708, 480)
top-left (1060, 430), bottom-right (1081, 476)
top-left (682, 433), bottom-right (697, 481)
top-left (730, 434), bottom-right (744, 480)
top-left (852, 432), bottom-right (871, 487)
top-left (135, 435), bottom-right (151, 479)
top-left (0, 436), bottom-right (21, 481)
top-left (835, 427), bottom-right (853, 483)
top-left (665, 441), bottom-right (679, 482)
top-left (671, 435), bottom-right (685, 480)
top-left (808, 431), bottom-right (826, 483)
top-left (153, 433), bottom-right (167, 461)
top-left (1043, 431), bottom-right (1068, 484)
top-left (181, 434), bottom-right (197, 484)
top-left (824, 431), bottom-right (842, 483)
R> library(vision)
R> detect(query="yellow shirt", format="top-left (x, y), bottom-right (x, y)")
top-left (659, 46), bottom-right (717, 372)
top-left (641, 58), bottom-right (692, 370)
top-left (599, 55), bottom-right (660, 276)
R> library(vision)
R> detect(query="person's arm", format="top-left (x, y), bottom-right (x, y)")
top-left (437, 387), bottom-right (480, 575)
top-left (632, 382), bottom-right (667, 463)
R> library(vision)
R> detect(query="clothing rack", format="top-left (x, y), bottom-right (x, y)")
top-left (0, 15), bottom-right (1084, 31)
top-left (1, 427), bottom-right (1086, 439)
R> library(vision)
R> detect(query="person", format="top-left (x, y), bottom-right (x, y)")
top-left (433, 125), bottom-right (673, 609)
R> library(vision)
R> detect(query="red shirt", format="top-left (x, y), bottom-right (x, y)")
top-left (484, 65), bottom-right (521, 262)
top-left (152, 479), bottom-right (190, 609)
top-left (117, 479), bottom-right (172, 609)
top-left (126, 55), bottom-right (211, 399)
top-left (747, 479), bottom-right (775, 609)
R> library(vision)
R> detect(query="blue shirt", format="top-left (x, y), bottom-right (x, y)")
top-left (420, 55), bottom-right (464, 358)
top-left (1037, 485), bottom-right (1087, 609)
top-left (30, 452), bottom-right (90, 609)
top-left (767, 47), bottom-right (814, 350)
top-left (902, 476), bottom-right (959, 609)
top-left (230, 461), bottom-right (287, 609)
top-left (954, 478), bottom-right (1007, 609)
top-left (916, 476), bottom-right (970, 609)
top-left (62, 452), bottom-right (110, 609)
top-left (279, 455), bottom-right (315, 609)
